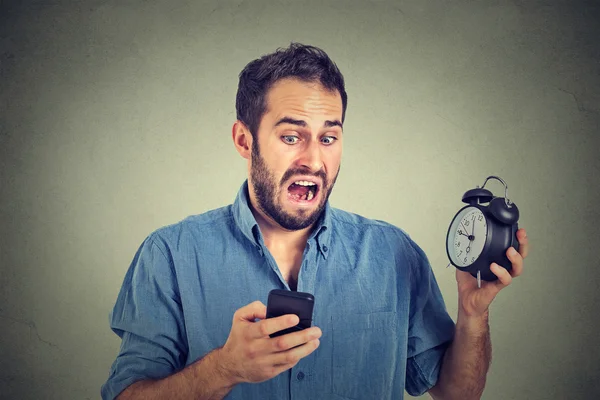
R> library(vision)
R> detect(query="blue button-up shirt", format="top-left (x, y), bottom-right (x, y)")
top-left (101, 181), bottom-right (455, 400)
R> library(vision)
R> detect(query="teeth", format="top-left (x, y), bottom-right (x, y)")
top-left (307, 191), bottom-right (314, 201)
top-left (294, 181), bottom-right (316, 186)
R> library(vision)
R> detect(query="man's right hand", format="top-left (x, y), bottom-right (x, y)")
top-left (217, 300), bottom-right (322, 385)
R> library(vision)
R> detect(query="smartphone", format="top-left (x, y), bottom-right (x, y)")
top-left (266, 289), bottom-right (315, 338)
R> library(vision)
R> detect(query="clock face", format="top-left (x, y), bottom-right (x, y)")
top-left (447, 206), bottom-right (488, 268)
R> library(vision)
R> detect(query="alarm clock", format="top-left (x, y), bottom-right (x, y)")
top-left (446, 176), bottom-right (520, 287)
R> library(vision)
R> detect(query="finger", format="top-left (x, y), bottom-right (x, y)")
top-left (506, 246), bottom-right (524, 277)
top-left (516, 228), bottom-right (529, 259)
top-left (251, 314), bottom-right (300, 339)
top-left (490, 263), bottom-right (512, 288)
top-left (234, 301), bottom-right (267, 323)
top-left (270, 326), bottom-right (322, 352)
top-left (268, 338), bottom-right (321, 367)
top-left (265, 339), bottom-right (321, 377)
top-left (455, 268), bottom-right (469, 283)
top-left (476, 263), bottom-right (512, 305)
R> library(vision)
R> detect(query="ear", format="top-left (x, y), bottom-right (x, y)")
top-left (232, 121), bottom-right (252, 160)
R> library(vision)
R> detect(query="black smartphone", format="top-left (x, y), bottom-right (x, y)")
top-left (266, 289), bottom-right (315, 338)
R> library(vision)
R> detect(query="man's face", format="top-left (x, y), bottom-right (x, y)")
top-left (249, 78), bottom-right (343, 231)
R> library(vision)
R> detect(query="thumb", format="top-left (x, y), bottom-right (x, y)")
top-left (455, 269), bottom-right (476, 286)
top-left (235, 300), bottom-right (267, 322)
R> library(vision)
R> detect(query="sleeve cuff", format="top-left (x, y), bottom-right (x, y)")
top-left (405, 341), bottom-right (450, 396)
top-left (101, 374), bottom-right (147, 400)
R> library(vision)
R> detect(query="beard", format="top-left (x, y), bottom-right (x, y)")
top-left (250, 141), bottom-right (338, 231)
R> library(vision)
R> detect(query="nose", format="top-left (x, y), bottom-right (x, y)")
top-left (297, 139), bottom-right (324, 172)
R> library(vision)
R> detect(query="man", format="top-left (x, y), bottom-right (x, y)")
top-left (101, 43), bottom-right (529, 400)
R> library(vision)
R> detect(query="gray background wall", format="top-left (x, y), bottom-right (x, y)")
top-left (1, 1), bottom-right (599, 399)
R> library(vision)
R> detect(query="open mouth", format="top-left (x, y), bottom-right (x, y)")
top-left (287, 180), bottom-right (319, 202)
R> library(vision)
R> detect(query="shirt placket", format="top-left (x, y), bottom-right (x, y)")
top-left (291, 239), bottom-right (320, 400)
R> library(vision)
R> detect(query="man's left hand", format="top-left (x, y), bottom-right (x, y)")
top-left (455, 228), bottom-right (529, 317)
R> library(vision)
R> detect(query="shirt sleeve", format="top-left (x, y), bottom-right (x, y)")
top-left (402, 234), bottom-right (456, 396)
top-left (101, 234), bottom-right (188, 400)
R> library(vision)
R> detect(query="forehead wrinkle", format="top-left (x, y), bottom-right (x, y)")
top-left (272, 96), bottom-right (342, 124)
top-left (264, 80), bottom-right (343, 130)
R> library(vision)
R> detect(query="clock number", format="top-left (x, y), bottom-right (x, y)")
top-left (458, 250), bottom-right (463, 257)
top-left (463, 257), bottom-right (467, 263)
top-left (471, 257), bottom-right (475, 262)
top-left (478, 215), bottom-right (483, 221)
top-left (465, 220), bottom-right (470, 226)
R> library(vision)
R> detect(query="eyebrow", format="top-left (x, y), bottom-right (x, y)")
top-left (274, 117), bottom-right (343, 129)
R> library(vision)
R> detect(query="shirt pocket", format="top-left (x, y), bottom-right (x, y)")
top-left (331, 311), bottom-right (398, 400)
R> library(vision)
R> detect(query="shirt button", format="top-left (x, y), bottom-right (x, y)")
top-left (296, 371), bottom-right (305, 381)
top-left (323, 245), bottom-right (328, 252)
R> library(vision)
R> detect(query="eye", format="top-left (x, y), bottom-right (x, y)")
top-left (282, 135), bottom-right (299, 144)
top-left (321, 136), bottom-right (337, 145)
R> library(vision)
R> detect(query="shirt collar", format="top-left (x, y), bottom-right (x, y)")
top-left (232, 180), bottom-right (332, 259)
top-left (232, 180), bottom-right (262, 247)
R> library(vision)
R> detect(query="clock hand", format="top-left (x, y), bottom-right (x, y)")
top-left (461, 222), bottom-right (474, 241)
top-left (461, 222), bottom-right (469, 236)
